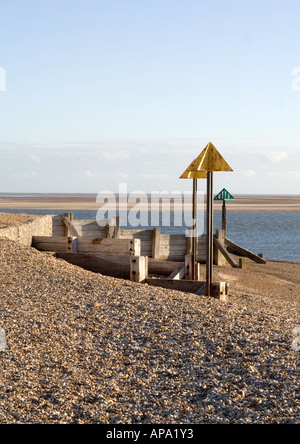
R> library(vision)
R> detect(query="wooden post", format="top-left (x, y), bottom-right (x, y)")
top-left (186, 228), bottom-right (193, 255)
top-left (106, 222), bottom-right (114, 238)
top-left (67, 236), bottom-right (77, 253)
top-left (114, 216), bottom-right (120, 239)
top-left (214, 236), bottom-right (239, 268)
top-left (214, 229), bottom-right (226, 266)
top-left (63, 213), bottom-right (74, 237)
top-left (239, 257), bottom-right (246, 269)
top-left (185, 254), bottom-right (193, 280)
top-left (212, 281), bottom-right (229, 302)
top-left (206, 172), bottom-right (214, 296)
top-left (62, 216), bottom-right (80, 237)
top-left (152, 228), bottom-right (161, 259)
top-left (130, 239), bottom-right (141, 257)
top-left (130, 256), bottom-right (148, 283)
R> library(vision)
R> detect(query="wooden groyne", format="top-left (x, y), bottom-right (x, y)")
top-left (49, 213), bottom-right (207, 262)
top-left (29, 213), bottom-right (266, 300)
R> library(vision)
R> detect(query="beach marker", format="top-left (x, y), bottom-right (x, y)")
top-left (180, 142), bottom-right (233, 296)
top-left (214, 188), bottom-right (235, 201)
top-left (214, 188), bottom-right (235, 235)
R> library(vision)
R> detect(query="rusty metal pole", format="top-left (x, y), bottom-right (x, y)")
top-left (192, 178), bottom-right (198, 280)
top-left (206, 171), bottom-right (213, 296)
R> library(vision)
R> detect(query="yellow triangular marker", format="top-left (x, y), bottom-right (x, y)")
top-left (180, 142), bottom-right (233, 179)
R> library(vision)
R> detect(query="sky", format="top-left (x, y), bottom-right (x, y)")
top-left (0, 0), bottom-right (300, 195)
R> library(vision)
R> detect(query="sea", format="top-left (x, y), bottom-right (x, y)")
top-left (0, 207), bottom-right (299, 262)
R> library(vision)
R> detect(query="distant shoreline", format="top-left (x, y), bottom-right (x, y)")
top-left (0, 194), bottom-right (299, 212)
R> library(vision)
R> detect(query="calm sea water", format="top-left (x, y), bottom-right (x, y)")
top-left (1, 208), bottom-right (299, 262)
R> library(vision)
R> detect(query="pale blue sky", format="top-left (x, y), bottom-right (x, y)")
top-left (0, 0), bottom-right (300, 194)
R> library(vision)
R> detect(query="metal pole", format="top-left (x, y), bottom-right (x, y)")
top-left (222, 199), bottom-right (227, 236)
top-left (206, 172), bottom-right (213, 296)
top-left (192, 178), bottom-right (198, 280)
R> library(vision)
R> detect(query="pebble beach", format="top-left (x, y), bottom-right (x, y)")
top-left (0, 214), bottom-right (299, 424)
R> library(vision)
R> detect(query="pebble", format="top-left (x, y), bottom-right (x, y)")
top-left (0, 234), bottom-right (299, 424)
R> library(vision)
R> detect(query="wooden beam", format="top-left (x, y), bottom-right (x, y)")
top-left (56, 253), bottom-right (131, 279)
top-left (63, 213), bottom-right (71, 237)
top-left (33, 236), bottom-right (141, 256)
top-left (56, 254), bottom-right (181, 280)
top-left (225, 238), bottom-right (267, 264)
top-left (214, 229), bottom-right (227, 266)
top-left (213, 237), bottom-right (239, 268)
top-left (168, 262), bottom-right (185, 280)
top-left (195, 283), bottom-right (206, 296)
top-left (62, 216), bottom-right (80, 237)
top-left (32, 236), bottom-right (68, 252)
top-left (148, 259), bottom-right (181, 276)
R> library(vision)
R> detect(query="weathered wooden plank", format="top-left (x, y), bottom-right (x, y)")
top-left (33, 242), bottom-right (68, 252)
top-left (148, 259), bottom-right (180, 276)
top-left (213, 237), bottom-right (239, 268)
top-left (35, 243), bottom-right (67, 251)
top-left (160, 240), bottom-right (188, 246)
top-left (195, 283), bottom-right (206, 296)
top-left (56, 253), bottom-right (131, 279)
top-left (119, 229), bottom-right (153, 238)
top-left (52, 220), bottom-right (65, 226)
top-left (62, 216), bottom-right (80, 237)
top-left (33, 236), bottom-right (67, 243)
top-left (76, 238), bottom-right (140, 255)
top-left (168, 262), bottom-right (185, 280)
top-left (162, 255), bottom-right (187, 262)
top-left (34, 236), bottom-right (141, 255)
top-left (159, 247), bottom-right (187, 254)
top-left (56, 253), bottom-right (184, 280)
top-left (74, 229), bottom-right (106, 237)
top-left (52, 228), bottom-right (66, 237)
top-left (72, 220), bottom-right (99, 227)
top-left (225, 238), bottom-right (267, 264)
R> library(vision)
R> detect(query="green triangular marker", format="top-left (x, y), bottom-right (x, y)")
top-left (214, 188), bottom-right (235, 201)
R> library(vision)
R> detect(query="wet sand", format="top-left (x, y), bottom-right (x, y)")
top-left (0, 194), bottom-right (299, 211)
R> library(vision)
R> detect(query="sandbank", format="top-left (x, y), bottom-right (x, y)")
top-left (0, 194), bottom-right (299, 212)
